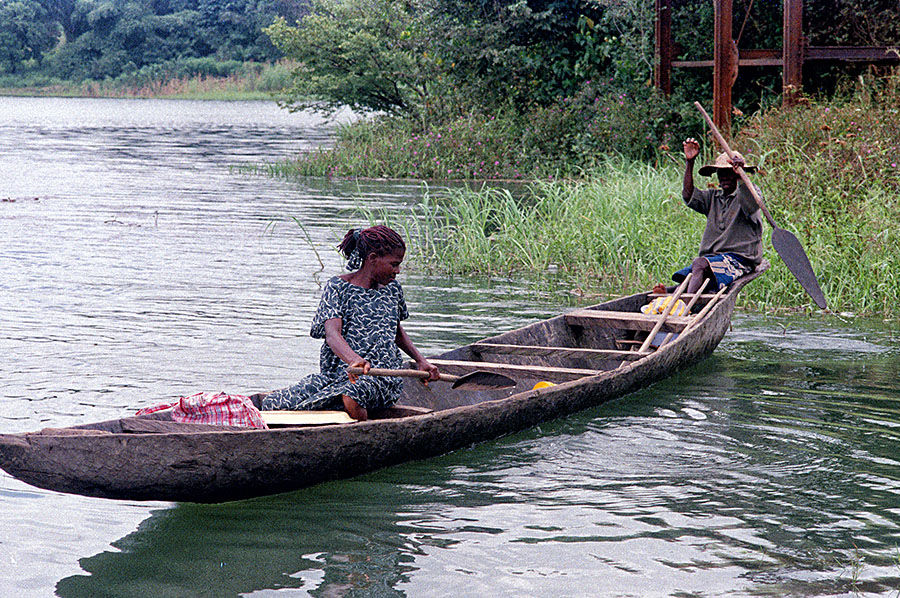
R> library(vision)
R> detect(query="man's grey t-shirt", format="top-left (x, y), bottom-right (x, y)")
top-left (687, 182), bottom-right (763, 266)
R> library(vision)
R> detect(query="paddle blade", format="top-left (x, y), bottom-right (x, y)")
top-left (771, 227), bottom-right (827, 309)
top-left (450, 371), bottom-right (517, 391)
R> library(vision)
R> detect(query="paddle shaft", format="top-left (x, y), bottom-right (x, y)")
top-left (348, 366), bottom-right (456, 383)
top-left (660, 275), bottom-right (710, 347)
top-left (347, 366), bottom-right (517, 391)
top-left (681, 283), bottom-right (728, 335)
top-left (693, 102), bottom-right (777, 228)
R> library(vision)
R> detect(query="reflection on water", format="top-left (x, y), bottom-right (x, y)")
top-left (2, 98), bottom-right (900, 597)
top-left (52, 324), bottom-right (900, 597)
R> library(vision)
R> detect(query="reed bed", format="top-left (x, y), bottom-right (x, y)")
top-left (345, 74), bottom-right (900, 317)
top-left (379, 159), bottom-right (700, 297)
top-left (368, 147), bottom-right (898, 316)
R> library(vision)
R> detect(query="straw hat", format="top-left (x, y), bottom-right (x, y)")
top-left (698, 151), bottom-right (757, 176)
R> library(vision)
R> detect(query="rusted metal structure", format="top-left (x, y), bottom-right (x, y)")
top-left (655, 0), bottom-right (900, 134)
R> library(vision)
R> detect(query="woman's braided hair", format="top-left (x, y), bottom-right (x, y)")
top-left (338, 225), bottom-right (405, 270)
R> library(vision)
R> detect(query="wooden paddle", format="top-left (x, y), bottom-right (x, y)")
top-left (694, 102), bottom-right (826, 309)
top-left (346, 366), bottom-right (516, 391)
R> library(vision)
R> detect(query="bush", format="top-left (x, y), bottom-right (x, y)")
top-left (521, 81), bottom-right (698, 167)
top-left (281, 83), bottom-right (701, 180)
top-left (286, 111), bottom-right (532, 180)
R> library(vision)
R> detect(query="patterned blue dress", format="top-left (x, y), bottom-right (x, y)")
top-left (262, 276), bottom-right (408, 411)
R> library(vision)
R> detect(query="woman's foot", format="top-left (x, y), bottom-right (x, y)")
top-left (342, 395), bottom-right (368, 421)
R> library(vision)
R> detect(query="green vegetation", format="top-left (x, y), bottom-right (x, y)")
top-left (364, 75), bottom-right (900, 316)
top-left (261, 0), bottom-right (898, 315)
top-left (277, 86), bottom-right (691, 180)
top-left (269, 0), bottom-right (899, 177)
top-left (0, 58), bottom-right (295, 99)
top-left (2, 0), bottom-right (896, 314)
top-left (736, 76), bottom-right (900, 315)
top-left (0, 0), bottom-right (304, 96)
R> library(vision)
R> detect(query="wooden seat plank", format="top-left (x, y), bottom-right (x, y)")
top-left (647, 292), bottom-right (716, 300)
top-left (565, 309), bottom-right (691, 332)
top-left (261, 411), bottom-right (355, 427)
top-left (471, 343), bottom-right (645, 362)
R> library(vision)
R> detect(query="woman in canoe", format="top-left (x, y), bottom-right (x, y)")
top-left (258, 225), bottom-right (439, 421)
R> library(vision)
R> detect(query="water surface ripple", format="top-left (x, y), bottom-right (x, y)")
top-left (1, 97), bottom-right (898, 597)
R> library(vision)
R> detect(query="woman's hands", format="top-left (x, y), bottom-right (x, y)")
top-left (416, 359), bottom-right (440, 385)
top-left (347, 359), bottom-right (370, 384)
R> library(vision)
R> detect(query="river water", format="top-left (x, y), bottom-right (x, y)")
top-left (1, 97), bottom-right (898, 597)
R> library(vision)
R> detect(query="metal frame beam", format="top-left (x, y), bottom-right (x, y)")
top-left (713, 0), bottom-right (734, 135)
top-left (652, 1), bottom-right (900, 115)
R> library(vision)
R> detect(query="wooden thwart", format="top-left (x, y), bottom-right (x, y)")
top-left (472, 343), bottom-right (645, 362)
top-left (647, 292), bottom-right (716, 300)
top-left (427, 358), bottom-right (600, 381)
top-left (565, 309), bottom-right (692, 333)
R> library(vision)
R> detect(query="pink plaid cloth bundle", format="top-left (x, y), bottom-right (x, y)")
top-left (136, 391), bottom-right (268, 429)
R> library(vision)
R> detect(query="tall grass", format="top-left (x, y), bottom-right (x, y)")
top-left (283, 111), bottom-right (539, 180)
top-left (384, 158), bottom-right (702, 298)
top-left (734, 72), bottom-right (900, 315)
top-left (374, 146), bottom-right (896, 315)
top-left (354, 73), bottom-right (900, 316)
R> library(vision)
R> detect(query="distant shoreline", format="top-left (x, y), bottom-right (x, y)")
top-left (0, 88), bottom-right (282, 101)
top-left (0, 61), bottom-right (293, 102)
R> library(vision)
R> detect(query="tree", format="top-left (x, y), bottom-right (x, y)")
top-left (0, 0), bottom-right (57, 73)
top-left (266, 0), bottom-right (445, 117)
top-left (40, 0), bottom-right (77, 41)
top-left (423, 0), bottom-right (612, 107)
top-left (266, 0), bottom-right (638, 115)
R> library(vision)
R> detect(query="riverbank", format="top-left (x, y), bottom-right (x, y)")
top-left (0, 60), bottom-right (293, 101)
top-left (303, 75), bottom-right (900, 317)
top-left (388, 154), bottom-right (894, 317)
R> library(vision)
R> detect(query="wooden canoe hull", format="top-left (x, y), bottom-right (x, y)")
top-left (0, 264), bottom-right (766, 503)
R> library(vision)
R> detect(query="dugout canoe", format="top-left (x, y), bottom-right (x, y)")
top-left (0, 261), bottom-right (767, 503)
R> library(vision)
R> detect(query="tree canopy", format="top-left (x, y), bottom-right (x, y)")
top-left (0, 0), bottom-right (308, 79)
top-left (269, 0), bottom-right (898, 119)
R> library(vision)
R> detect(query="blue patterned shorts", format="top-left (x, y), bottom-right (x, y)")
top-left (673, 253), bottom-right (752, 290)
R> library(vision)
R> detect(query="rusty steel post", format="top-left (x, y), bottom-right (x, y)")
top-left (654, 0), bottom-right (673, 95)
top-left (783, 0), bottom-right (804, 104)
top-left (713, 0), bottom-right (734, 136)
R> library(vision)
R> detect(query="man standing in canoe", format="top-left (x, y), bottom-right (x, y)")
top-left (675, 138), bottom-right (764, 294)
